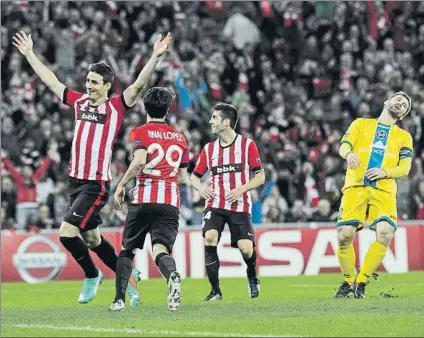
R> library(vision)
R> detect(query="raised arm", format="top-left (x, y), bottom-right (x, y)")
top-left (12, 31), bottom-right (65, 99)
top-left (123, 33), bottom-right (172, 107)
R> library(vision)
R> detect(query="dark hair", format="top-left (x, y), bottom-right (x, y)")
top-left (89, 63), bottom-right (114, 84)
top-left (214, 103), bottom-right (238, 129)
top-left (143, 87), bottom-right (175, 119)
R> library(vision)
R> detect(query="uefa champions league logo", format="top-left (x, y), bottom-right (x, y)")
top-left (12, 235), bottom-right (67, 284)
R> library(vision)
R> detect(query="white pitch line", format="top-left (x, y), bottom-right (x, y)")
top-left (2, 323), bottom-right (302, 337)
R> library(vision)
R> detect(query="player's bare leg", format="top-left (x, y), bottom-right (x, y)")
top-left (355, 221), bottom-right (395, 298)
top-left (59, 222), bottom-right (103, 304)
top-left (335, 225), bottom-right (357, 298)
top-left (204, 229), bottom-right (222, 301)
top-left (152, 244), bottom-right (181, 311)
top-left (238, 239), bottom-right (260, 298)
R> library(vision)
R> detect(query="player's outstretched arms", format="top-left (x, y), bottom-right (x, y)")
top-left (190, 175), bottom-right (215, 200)
top-left (12, 31), bottom-right (65, 99)
top-left (123, 33), bottom-right (172, 107)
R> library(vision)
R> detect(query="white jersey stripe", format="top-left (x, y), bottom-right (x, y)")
top-left (235, 136), bottom-right (244, 212)
top-left (102, 101), bottom-right (118, 181)
top-left (157, 180), bottom-right (165, 203)
top-left (205, 143), bottom-right (210, 170)
top-left (170, 182), bottom-right (178, 207)
top-left (211, 140), bottom-right (220, 209)
top-left (143, 179), bottom-right (152, 203)
top-left (245, 139), bottom-right (252, 214)
top-left (133, 184), bottom-right (140, 204)
top-left (223, 147), bottom-right (232, 210)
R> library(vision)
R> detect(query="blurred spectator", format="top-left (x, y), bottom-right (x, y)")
top-left (1, 176), bottom-right (16, 228)
top-left (309, 199), bottom-right (335, 222)
top-left (46, 180), bottom-right (70, 227)
top-left (250, 189), bottom-right (263, 224)
top-left (27, 204), bottom-right (55, 232)
top-left (1, 148), bottom-right (57, 229)
top-left (100, 204), bottom-right (125, 228)
top-left (262, 186), bottom-right (289, 223)
top-left (286, 199), bottom-right (310, 223)
top-left (223, 7), bottom-right (260, 51)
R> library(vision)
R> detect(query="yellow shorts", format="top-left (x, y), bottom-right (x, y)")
top-left (337, 186), bottom-right (397, 231)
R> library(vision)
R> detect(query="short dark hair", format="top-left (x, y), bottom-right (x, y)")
top-left (89, 63), bottom-right (114, 84)
top-left (143, 87), bottom-right (175, 119)
top-left (214, 103), bottom-right (238, 129)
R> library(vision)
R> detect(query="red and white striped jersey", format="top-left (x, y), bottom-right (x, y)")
top-left (62, 88), bottom-right (129, 181)
top-left (193, 134), bottom-right (262, 214)
top-left (129, 122), bottom-right (189, 208)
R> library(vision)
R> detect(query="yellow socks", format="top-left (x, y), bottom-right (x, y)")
top-left (356, 241), bottom-right (388, 283)
top-left (337, 243), bottom-right (356, 285)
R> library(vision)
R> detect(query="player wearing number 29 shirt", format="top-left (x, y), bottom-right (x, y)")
top-left (13, 30), bottom-right (172, 306)
top-left (111, 87), bottom-right (188, 312)
top-left (190, 103), bottom-right (265, 302)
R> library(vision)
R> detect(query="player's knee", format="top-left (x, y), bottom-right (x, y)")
top-left (85, 237), bottom-right (101, 249)
top-left (337, 226), bottom-right (355, 246)
top-left (376, 222), bottom-right (395, 245)
top-left (152, 243), bottom-right (169, 260)
top-left (58, 221), bottom-right (79, 237)
top-left (204, 230), bottom-right (219, 246)
top-left (237, 239), bottom-right (253, 257)
top-left (81, 229), bottom-right (101, 249)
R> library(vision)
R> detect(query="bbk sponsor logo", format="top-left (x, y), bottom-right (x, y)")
top-left (77, 111), bottom-right (106, 124)
top-left (12, 235), bottom-right (67, 284)
top-left (212, 163), bottom-right (242, 175)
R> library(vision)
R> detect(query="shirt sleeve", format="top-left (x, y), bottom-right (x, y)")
top-left (62, 88), bottom-right (84, 107)
top-left (193, 147), bottom-right (208, 178)
top-left (180, 144), bottom-right (190, 168)
top-left (248, 141), bottom-right (263, 173)
top-left (110, 94), bottom-right (134, 113)
top-left (340, 119), bottom-right (361, 150)
top-left (399, 132), bottom-right (413, 161)
top-left (129, 129), bottom-right (147, 152)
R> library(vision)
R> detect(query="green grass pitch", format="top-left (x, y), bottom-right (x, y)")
top-left (2, 272), bottom-right (424, 337)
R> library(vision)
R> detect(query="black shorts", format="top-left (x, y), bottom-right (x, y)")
top-left (202, 207), bottom-right (255, 248)
top-left (63, 177), bottom-right (110, 232)
top-left (122, 203), bottom-right (179, 253)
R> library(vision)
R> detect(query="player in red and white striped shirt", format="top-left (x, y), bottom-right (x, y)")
top-left (111, 87), bottom-right (187, 312)
top-left (13, 30), bottom-right (172, 305)
top-left (190, 103), bottom-right (265, 301)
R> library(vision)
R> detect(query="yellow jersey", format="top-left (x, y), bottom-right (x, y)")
top-left (340, 118), bottom-right (413, 195)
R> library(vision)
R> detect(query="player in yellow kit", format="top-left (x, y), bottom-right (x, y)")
top-left (335, 91), bottom-right (414, 298)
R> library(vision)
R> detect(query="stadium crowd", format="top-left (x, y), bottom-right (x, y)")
top-left (1, 1), bottom-right (424, 231)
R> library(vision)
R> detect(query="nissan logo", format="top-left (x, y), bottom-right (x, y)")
top-left (12, 235), bottom-right (67, 284)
